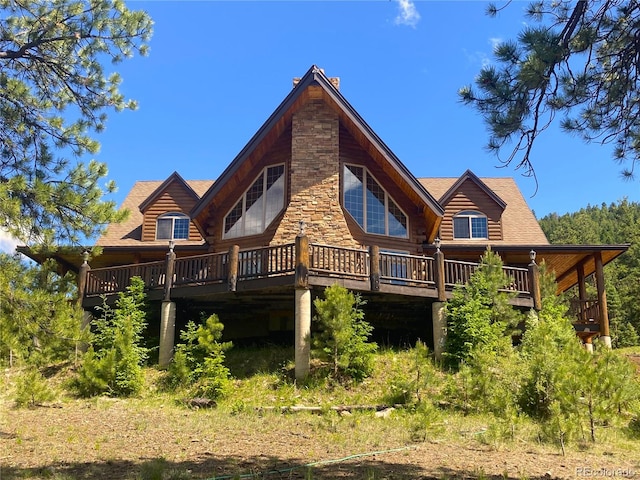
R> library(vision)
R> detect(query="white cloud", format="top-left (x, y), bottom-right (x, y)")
top-left (489, 37), bottom-right (502, 52)
top-left (394, 0), bottom-right (421, 28)
top-left (0, 228), bottom-right (20, 254)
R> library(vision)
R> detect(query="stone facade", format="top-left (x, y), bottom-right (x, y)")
top-left (270, 99), bottom-right (358, 248)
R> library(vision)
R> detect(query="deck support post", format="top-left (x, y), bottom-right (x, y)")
top-left (295, 229), bottom-right (310, 381)
top-left (584, 336), bottom-right (594, 353)
top-left (77, 251), bottom-right (91, 308)
top-left (294, 288), bottom-right (311, 381)
top-left (159, 300), bottom-right (176, 368)
top-left (432, 301), bottom-right (446, 361)
top-left (528, 250), bottom-right (542, 311)
top-left (594, 252), bottom-right (612, 348)
top-left (369, 245), bottom-right (380, 291)
top-left (228, 245), bottom-right (240, 291)
top-left (159, 242), bottom-right (177, 368)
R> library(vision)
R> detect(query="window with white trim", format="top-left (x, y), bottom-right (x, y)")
top-left (343, 164), bottom-right (408, 238)
top-left (156, 212), bottom-right (190, 240)
top-left (453, 210), bottom-right (488, 239)
top-left (223, 164), bottom-right (285, 239)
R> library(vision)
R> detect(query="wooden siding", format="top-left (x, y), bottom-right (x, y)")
top-left (141, 182), bottom-right (203, 242)
top-left (339, 126), bottom-right (427, 254)
top-left (439, 179), bottom-right (504, 242)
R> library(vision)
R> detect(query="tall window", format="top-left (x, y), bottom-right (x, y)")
top-left (343, 164), bottom-right (408, 238)
top-left (453, 210), bottom-right (488, 239)
top-left (156, 212), bottom-right (190, 240)
top-left (223, 164), bottom-right (285, 239)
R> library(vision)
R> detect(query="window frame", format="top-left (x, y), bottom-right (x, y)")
top-left (156, 212), bottom-right (191, 241)
top-left (222, 163), bottom-right (286, 240)
top-left (452, 210), bottom-right (488, 240)
top-left (342, 163), bottom-right (409, 238)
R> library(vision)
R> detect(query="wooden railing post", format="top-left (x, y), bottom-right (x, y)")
top-left (295, 233), bottom-right (309, 289)
top-left (528, 250), bottom-right (541, 311)
top-left (77, 250), bottom-right (91, 308)
top-left (228, 245), bottom-right (239, 292)
top-left (434, 245), bottom-right (446, 302)
top-left (369, 245), bottom-right (380, 291)
top-left (164, 241), bottom-right (176, 301)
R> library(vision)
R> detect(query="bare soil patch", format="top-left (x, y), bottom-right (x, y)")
top-left (2, 397), bottom-right (638, 480)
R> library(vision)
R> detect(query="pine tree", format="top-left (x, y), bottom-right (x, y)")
top-left (444, 249), bottom-right (523, 369)
top-left (312, 284), bottom-right (377, 382)
top-left (460, 1), bottom-right (640, 180)
top-left (74, 276), bottom-right (148, 397)
top-left (0, 0), bottom-right (152, 244)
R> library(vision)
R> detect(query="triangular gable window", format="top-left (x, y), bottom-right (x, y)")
top-left (343, 164), bottom-right (408, 238)
top-left (223, 164), bottom-right (285, 239)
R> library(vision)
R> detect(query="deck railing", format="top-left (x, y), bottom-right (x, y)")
top-left (173, 252), bottom-right (228, 286)
top-left (570, 299), bottom-right (600, 324)
top-left (83, 242), bottom-right (532, 300)
top-left (238, 243), bottom-right (295, 279)
top-left (443, 259), bottom-right (478, 288)
top-left (309, 243), bottom-right (369, 279)
top-left (443, 259), bottom-right (530, 294)
top-left (380, 251), bottom-right (435, 286)
top-left (85, 260), bottom-right (166, 296)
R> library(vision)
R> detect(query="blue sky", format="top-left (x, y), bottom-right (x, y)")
top-left (6, 1), bottom-right (639, 252)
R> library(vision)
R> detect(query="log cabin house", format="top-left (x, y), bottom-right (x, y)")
top-left (20, 66), bottom-right (629, 378)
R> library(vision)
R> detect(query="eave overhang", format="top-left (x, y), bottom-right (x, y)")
top-left (439, 169), bottom-right (507, 210)
top-left (138, 171), bottom-right (200, 213)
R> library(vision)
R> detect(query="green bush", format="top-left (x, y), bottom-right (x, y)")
top-left (167, 313), bottom-right (232, 401)
top-left (73, 277), bottom-right (148, 397)
top-left (312, 284), bottom-right (377, 382)
top-left (14, 367), bottom-right (56, 407)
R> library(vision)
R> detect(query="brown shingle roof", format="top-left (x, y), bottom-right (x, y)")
top-left (419, 177), bottom-right (549, 246)
top-left (96, 180), bottom-right (213, 247)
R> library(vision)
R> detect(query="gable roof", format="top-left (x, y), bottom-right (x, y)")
top-left (191, 65), bottom-right (444, 239)
top-left (419, 176), bottom-right (549, 245)
top-left (96, 179), bottom-right (213, 247)
top-left (138, 171), bottom-right (200, 213)
top-left (438, 169), bottom-right (507, 210)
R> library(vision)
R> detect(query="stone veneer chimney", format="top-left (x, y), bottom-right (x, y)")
top-left (269, 98), bottom-right (357, 247)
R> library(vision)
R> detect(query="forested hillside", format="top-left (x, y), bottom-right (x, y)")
top-left (539, 200), bottom-right (640, 347)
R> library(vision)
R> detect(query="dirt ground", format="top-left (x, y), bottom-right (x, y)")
top-left (2, 397), bottom-right (639, 480)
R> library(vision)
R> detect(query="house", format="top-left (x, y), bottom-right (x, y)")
top-left (20, 66), bottom-right (628, 378)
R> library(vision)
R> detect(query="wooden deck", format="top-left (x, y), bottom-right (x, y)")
top-left (82, 242), bottom-right (534, 307)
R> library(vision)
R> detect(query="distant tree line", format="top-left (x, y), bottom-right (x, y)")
top-left (539, 199), bottom-right (640, 347)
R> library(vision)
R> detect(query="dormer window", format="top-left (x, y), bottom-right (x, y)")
top-left (157, 212), bottom-right (190, 240)
top-left (453, 210), bottom-right (488, 239)
top-left (223, 164), bottom-right (285, 239)
top-left (343, 164), bottom-right (408, 238)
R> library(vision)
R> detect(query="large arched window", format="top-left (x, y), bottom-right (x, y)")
top-left (343, 164), bottom-right (408, 238)
top-left (453, 210), bottom-right (488, 239)
top-left (223, 164), bottom-right (285, 239)
top-left (156, 212), bottom-right (190, 240)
